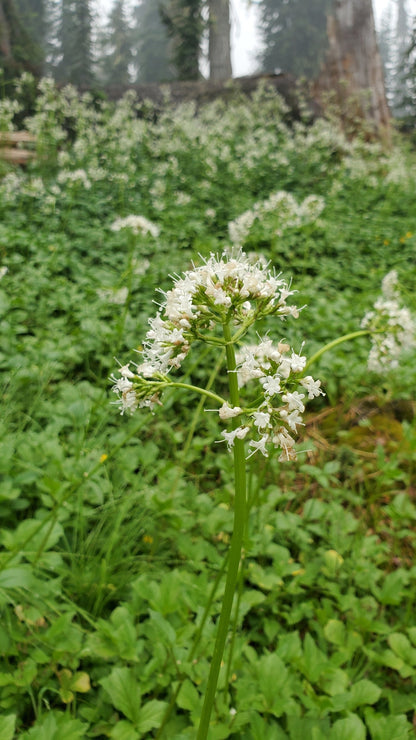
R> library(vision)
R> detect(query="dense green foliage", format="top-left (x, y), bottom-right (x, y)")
top-left (0, 79), bottom-right (416, 738)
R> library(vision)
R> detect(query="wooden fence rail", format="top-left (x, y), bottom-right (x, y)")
top-left (0, 131), bottom-right (37, 165)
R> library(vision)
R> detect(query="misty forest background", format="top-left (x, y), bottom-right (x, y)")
top-left (1, 0), bottom-right (416, 124)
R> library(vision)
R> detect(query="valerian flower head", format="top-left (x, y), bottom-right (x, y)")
top-left (110, 214), bottom-right (159, 238)
top-left (111, 250), bottom-right (323, 460)
top-left (361, 270), bottom-right (415, 373)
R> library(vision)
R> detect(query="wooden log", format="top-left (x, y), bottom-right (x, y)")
top-left (0, 131), bottom-right (37, 145)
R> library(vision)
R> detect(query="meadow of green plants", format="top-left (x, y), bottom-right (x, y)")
top-left (0, 76), bottom-right (416, 739)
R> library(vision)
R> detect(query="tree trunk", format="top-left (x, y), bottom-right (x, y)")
top-left (208, 0), bottom-right (232, 80)
top-left (0, 0), bottom-right (12, 60)
top-left (317, 0), bottom-right (390, 139)
top-left (0, 0), bottom-right (43, 80)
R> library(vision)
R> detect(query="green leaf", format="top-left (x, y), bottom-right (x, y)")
top-left (302, 634), bottom-right (327, 682)
top-left (0, 714), bottom-right (16, 740)
top-left (137, 699), bottom-right (167, 733)
top-left (21, 711), bottom-right (86, 739)
top-left (330, 714), bottom-right (366, 740)
top-left (364, 708), bottom-right (413, 740)
top-left (177, 679), bottom-right (201, 713)
top-left (377, 570), bottom-right (409, 605)
top-left (109, 720), bottom-right (138, 740)
top-left (100, 667), bottom-right (141, 726)
top-left (324, 619), bottom-right (346, 647)
top-left (349, 680), bottom-right (382, 709)
top-left (388, 633), bottom-right (416, 665)
top-left (148, 610), bottom-right (176, 646)
top-left (0, 566), bottom-right (35, 589)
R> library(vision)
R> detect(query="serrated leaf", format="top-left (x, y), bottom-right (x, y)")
top-left (137, 699), bottom-right (167, 733)
top-left (100, 667), bottom-right (141, 725)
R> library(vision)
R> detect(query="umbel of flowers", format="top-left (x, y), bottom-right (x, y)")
top-left (111, 250), bottom-right (323, 462)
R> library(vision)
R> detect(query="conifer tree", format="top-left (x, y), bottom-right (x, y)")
top-left (98, 0), bottom-right (132, 86)
top-left (57, 0), bottom-right (94, 86)
top-left (258, 0), bottom-right (333, 78)
top-left (160, 0), bottom-right (203, 80)
top-left (0, 0), bottom-right (44, 81)
top-left (131, 0), bottom-right (173, 82)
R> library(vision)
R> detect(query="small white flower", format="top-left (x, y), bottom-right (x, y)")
top-left (281, 391), bottom-right (305, 413)
top-left (247, 435), bottom-right (269, 458)
top-left (220, 426), bottom-right (249, 450)
top-left (260, 374), bottom-right (281, 396)
top-left (279, 408), bottom-right (304, 431)
top-left (300, 376), bottom-right (324, 399)
top-left (119, 363), bottom-right (135, 379)
top-left (252, 410), bottom-right (271, 430)
top-left (0, 266), bottom-right (8, 280)
top-left (218, 403), bottom-right (243, 420)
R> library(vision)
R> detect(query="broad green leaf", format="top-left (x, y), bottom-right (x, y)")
top-left (330, 714), bottom-right (366, 740)
top-left (302, 633), bottom-right (327, 682)
top-left (388, 633), bottom-right (416, 665)
top-left (177, 679), bottom-right (201, 713)
top-left (378, 570), bottom-right (409, 605)
top-left (349, 679), bottom-right (382, 708)
top-left (288, 717), bottom-right (331, 739)
top-left (21, 711), bottom-right (86, 739)
top-left (320, 667), bottom-right (349, 697)
top-left (100, 667), bottom-right (141, 725)
top-left (148, 610), bottom-right (176, 646)
top-left (137, 699), bottom-right (167, 733)
top-left (324, 619), bottom-right (346, 647)
top-left (364, 708), bottom-right (413, 740)
top-left (0, 714), bottom-right (16, 740)
top-left (0, 566), bottom-right (35, 589)
top-left (109, 720), bottom-right (139, 740)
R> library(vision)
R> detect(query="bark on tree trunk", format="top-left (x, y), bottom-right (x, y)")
top-left (0, 0), bottom-right (12, 59)
top-left (209, 0), bottom-right (232, 81)
top-left (317, 0), bottom-right (390, 139)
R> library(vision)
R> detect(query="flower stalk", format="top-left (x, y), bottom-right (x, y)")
top-left (196, 322), bottom-right (247, 739)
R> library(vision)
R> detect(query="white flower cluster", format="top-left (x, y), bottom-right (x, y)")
top-left (228, 191), bottom-right (325, 245)
top-left (97, 286), bottom-right (128, 305)
top-left (57, 168), bottom-right (91, 189)
top-left (361, 270), bottom-right (415, 373)
top-left (223, 340), bottom-right (323, 461)
top-left (111, 251), bottom-right (323, 461)
top-left (110, 215), bottom-right (159, 238)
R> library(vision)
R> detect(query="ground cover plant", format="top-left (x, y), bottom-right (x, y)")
top-left (0, 76), bottom-right (416, 738)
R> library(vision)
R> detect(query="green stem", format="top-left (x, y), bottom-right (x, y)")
top-left (303, 329), bottom-right (371, 372)
top-left (197, 322), bottom-right (247, 740)
top-left (166, 381), bottom-right (225, 407)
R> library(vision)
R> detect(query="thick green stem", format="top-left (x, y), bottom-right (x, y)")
top-left (303, 329), bottom-right (371, 372)
top-left (197, 322), bottom-right (247, 740)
